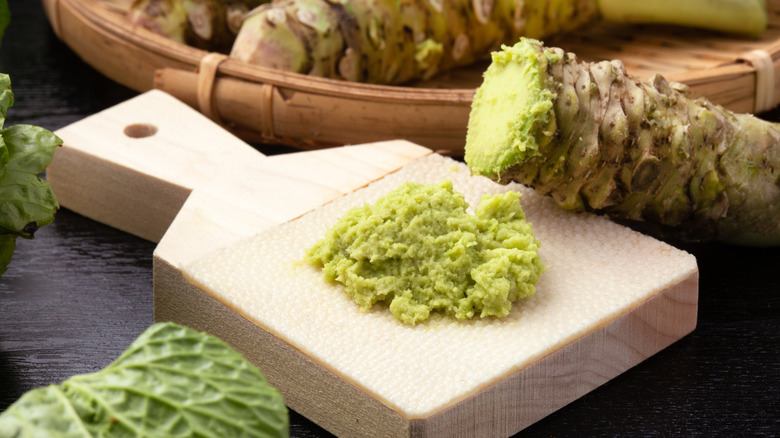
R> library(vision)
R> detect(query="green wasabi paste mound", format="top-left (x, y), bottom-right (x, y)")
top-left (305, 180), bottom-right (545, 325)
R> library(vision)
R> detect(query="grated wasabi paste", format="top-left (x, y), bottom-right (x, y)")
top-left (305, 180), bottom-right (545, 325)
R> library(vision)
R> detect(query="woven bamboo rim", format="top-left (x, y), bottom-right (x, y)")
top-left (43, 0), bottom-right (780, 155)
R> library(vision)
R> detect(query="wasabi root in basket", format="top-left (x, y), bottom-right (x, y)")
top-left (229, 0), bottom-right (766, 85)
top-left (464, 38), bottom-right (780, 245)
top-left (230, 0), bottom-right (599, 84)
top-left (127, 0), bottom-right (266, 53)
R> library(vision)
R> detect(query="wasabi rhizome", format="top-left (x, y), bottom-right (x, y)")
top-left (465, 38), bottom-right (780, 245)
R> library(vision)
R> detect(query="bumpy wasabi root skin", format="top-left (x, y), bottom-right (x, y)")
top-left (304, 180), bottom-right (545, 325)
top-left (465, 38), bottom-right (780, 245)
top-left (228, 0), bottom-right (766, 84)
top-left (127, 0), bottom-right (266, 53)
top-left (230, 0), bottom-right (599, 84)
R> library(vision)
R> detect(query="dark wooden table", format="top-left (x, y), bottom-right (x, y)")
top-left (1, 1), bottom-right (778, 436)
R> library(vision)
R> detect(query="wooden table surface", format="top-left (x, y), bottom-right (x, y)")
top-left (1, 1), bottom-right (778, 436)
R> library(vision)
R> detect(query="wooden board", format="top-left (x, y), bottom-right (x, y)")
top-left (45, 91), bottom-right (699, 437)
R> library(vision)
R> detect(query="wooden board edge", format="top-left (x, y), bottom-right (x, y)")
top-left (154, 252), bottom-right (698, 438)
top-left (411, 270), bottom-right (699, 437)
top-left (153, 256), bottom-right (414, 438)
top-left (47, 146), bottom-right (191, 243)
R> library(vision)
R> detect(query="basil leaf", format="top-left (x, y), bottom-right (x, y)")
top-left (0, 73), bottom-right (61, 275)
top-left (0, 124), bottom-right (61, 237)
top-left (0, 323), bottom-right (290, 438)
top-left (0, 73), bottom-right (11, 127)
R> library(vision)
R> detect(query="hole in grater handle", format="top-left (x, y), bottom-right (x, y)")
top-left (123, 123), bottom-right (158, 138)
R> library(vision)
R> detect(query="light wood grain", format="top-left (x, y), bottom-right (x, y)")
top-left (156, 249), bottom-right (697, 438)
top-left (47, 89), bottom-right (431, 258)
top-left (46, 91), bottom-right (699, 438)
top-left (47, 90), bottom-right (263, 242)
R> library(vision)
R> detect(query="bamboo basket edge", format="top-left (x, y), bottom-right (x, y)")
top-left (42, 0), bottom-right (780, 154)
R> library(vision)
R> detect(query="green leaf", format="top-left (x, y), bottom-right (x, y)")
top-left (0, 385), bottom-right (92, 438)
top-left (0, 73), bottom-right (61, 274)
top-left (0, 124), bottom-right (61, 237)
top-left (0, 323), bottom-right (290, 438)
top-left (4, 124), bottom-right (61, 174)
top-left (0, 73), bottom-right (62, 239)
top-left (0, 73), bottom-right (12, 128)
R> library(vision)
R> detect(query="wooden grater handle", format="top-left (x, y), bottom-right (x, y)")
top-left (47, 90), bottom-right (266, 242)
top-left (46, 89), bottom-right (432, 265)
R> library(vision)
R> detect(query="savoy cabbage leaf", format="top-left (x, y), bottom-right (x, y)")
top-left (0, 323), bottom-right (289, 437)
top-left (0, 73), bottom-right (61, 275)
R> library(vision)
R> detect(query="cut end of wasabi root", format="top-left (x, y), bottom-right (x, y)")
top-left (465, 39), bottom-right (780, 245)
top-left (465, 38), bottom-right (558, 182)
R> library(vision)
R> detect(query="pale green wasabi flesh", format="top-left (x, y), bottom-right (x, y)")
top-left (464, 38), bottom-right (558, 180)
top-left (305, 180), bottom-right (545, 325)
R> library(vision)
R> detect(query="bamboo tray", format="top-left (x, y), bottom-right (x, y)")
top-left (43, 0), bottom-right (780, 154)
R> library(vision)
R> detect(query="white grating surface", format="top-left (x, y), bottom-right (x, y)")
top-left (183, 154), bottom-right (697, 417)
